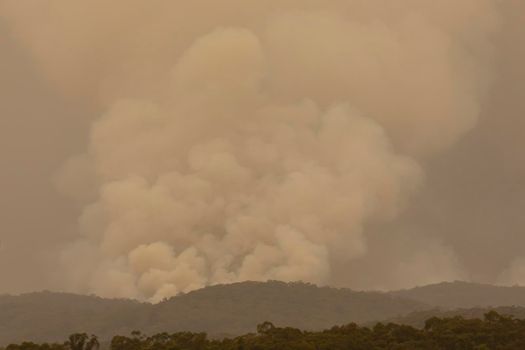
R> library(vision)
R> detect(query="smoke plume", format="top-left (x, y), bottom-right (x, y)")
top-left (1, 0), bottom-right (499, 301)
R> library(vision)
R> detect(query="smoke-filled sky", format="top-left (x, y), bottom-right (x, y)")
top-left (0, 1), bottom-right (524, 301)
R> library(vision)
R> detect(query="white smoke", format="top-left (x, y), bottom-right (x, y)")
top-left (498, 258), bottom-right (525, 287)
top-left (1, 0), bottom-right (498, 301)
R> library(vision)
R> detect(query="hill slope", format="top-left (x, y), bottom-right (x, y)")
top-left (390, 281), bottom-right (525, 309)
top-left (147, 281), bottom-right (426, 336)
top-left (0, 292), bottom-right (149, 345)
top-left (0, 281), bottom-right (424, 345)
top-left (3, 280), bottom-right (525, 345)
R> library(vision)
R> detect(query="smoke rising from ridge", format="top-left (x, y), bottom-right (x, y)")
top-left (1, 0), bottom-right (500, 300)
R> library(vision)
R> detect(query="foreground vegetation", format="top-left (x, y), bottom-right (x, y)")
top-left (3, 311), bottom-right (525, 350)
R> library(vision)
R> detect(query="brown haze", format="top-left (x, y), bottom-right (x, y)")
top-left (0, 1), bottom-right (523, 301)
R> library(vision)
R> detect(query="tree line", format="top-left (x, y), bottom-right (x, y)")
top-left (3, 311), bottom-right (525, 350)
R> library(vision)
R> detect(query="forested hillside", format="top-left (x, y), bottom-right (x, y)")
top-left (2, 281), bottom-right (525, 346)
top-left (0, 292), bottom-right (149, 344)
top-left (391, 281), bottom-right (525, 309)
top-left (1, 281), bottom-right (424, 345)
top-left (147, 281), bottom-right (426, 336)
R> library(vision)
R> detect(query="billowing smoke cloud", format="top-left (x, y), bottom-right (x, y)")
top-left (1, 1), bottom-right (498, 301)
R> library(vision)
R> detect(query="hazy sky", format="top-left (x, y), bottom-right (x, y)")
top-left (0, 1), bottom-right (524, 299)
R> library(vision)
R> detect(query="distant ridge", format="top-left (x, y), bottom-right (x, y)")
top-left (0, 281), bottom-right (423, 345)
top-left (390, 281), bottom-right (525, 309)
top-left (147, 281), bottom-right (426, 335)
top-left (0, 291), bottom-right (149, 345)
top-left (2, 280), bottom-right (525, 345)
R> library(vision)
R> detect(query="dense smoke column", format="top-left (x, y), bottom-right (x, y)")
top-left (1, 0), bottom-right (498, 300)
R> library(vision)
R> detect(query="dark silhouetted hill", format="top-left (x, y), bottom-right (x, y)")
top-left (147, 281), bottom-right (426, 336)
top-left (390, 281), bottom-right (525, 309)
top-left (0, 281), bottom-right (424, 345)
top-left (3, 280), bottom-right (525, 346)
top-left (0, 291), bottom-right (149, 345)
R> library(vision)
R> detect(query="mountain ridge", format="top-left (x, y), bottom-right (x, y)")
top-left (2, 280), bottom-right (525, 345)
top-left (391, 280), bottom-right (525, 309)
